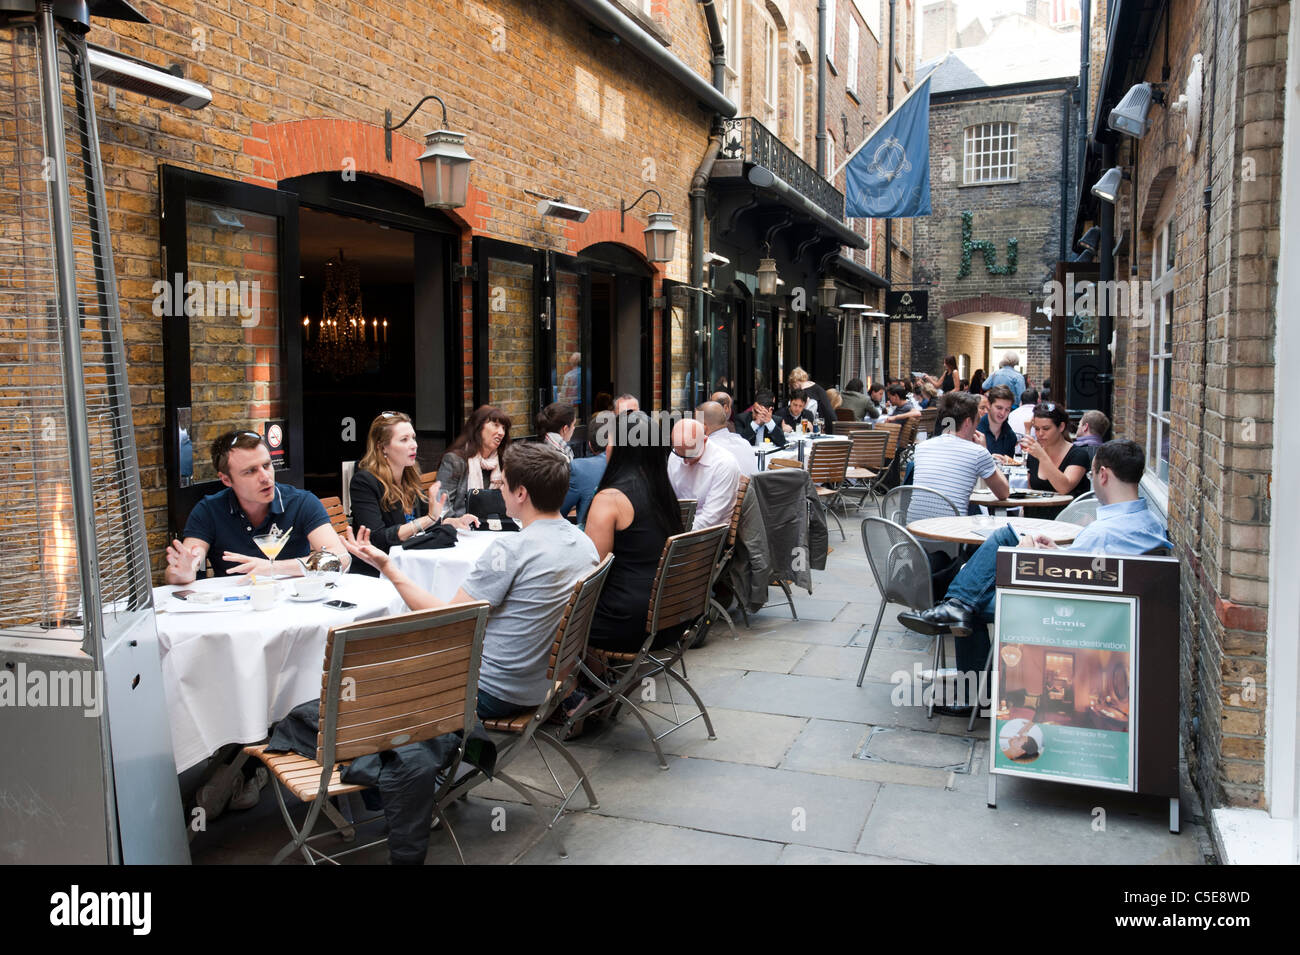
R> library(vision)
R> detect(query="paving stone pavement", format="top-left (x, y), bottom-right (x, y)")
top-left (193, 516), bottom-right (1215, 865)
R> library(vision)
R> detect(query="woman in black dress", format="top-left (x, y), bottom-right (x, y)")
top-left (939, 355), bottom-right (962, 393)
top-left (582, 411), bottom-right (686, 652)
top-left (349, 412), bottom-right (477, 576)
top-left (1020, 402), bottom-right (1091, 519)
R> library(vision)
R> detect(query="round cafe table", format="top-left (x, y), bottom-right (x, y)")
top-left (906, 515), bottom-right (1083, 546)
top-left (387, 527), bottom-right (500, 601)
top-left (970, 490), bottom-right (1074, 510)
top-left (153, 572), bottom-right (404, 773)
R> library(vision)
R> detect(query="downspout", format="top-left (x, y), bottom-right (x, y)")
top-left (817, 0), bottom-right (827, 174)
top-left (1098, 139), bottom-right (1115, 419)
top-left (692, 0), bottom-right (727, 408)
top-left (1079, 0), bottom-right (1090, 181)
top-left (1060, 90), bottom-right (1070, 261)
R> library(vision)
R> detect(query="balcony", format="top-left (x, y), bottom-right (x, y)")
top-left (718, 116), bottom-right (845, 221)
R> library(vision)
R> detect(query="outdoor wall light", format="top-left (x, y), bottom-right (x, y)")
top-left (757, 243), bottom-right (780, 295)
top-left (817, 276), bottom-right (838, 309)
top-left (537, 198), bottom-right (592, 222)
top-left (621, 189), bottom-right (677, 263)
top-left (704, 251), bottom-right (731, 266)
top-left (1091, 166), bottom-right (1130, 204)
top-left (1109, 82), bottom-right (1166, 139)
top-left (384, 94), bottom-right (473, 209)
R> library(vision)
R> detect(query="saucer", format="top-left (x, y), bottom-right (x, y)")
top-left (287, 589), bottom-right (327, 602)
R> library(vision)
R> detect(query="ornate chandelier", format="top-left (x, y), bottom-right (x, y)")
top-left (303, 250), bottom-right (387, 378)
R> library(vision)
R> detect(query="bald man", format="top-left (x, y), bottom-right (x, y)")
top-left (709, 391), bottom-right (737, 432)
top-left (699, 400), bottom-right (758, 476)
top-left (668, 415), bottom-right (741, 530)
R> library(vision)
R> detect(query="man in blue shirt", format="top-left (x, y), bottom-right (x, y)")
top-left (898, 439), bottom-right (1170, 706)
top-left (982, 352), bottom-right (1027, 407)
top-left (975, 384), bottom-right (1019, 459)
top-left (562, 411), bottom-right (612, 528)
top-left (164, 429), bottom-right (349, 583)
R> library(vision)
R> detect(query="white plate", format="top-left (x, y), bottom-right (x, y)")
top-left (287, 590), bottom-right (327, 602)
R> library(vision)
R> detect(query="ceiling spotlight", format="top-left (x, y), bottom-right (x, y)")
top-left (1109, 82), bottom-right (1165, 139)
top-left (537, 199), bottom-right (591, 222)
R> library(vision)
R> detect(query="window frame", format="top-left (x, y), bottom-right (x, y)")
top-left (1145, 204), bottom-right (1176, 505)
top-left (962, 122), bottom-right (1019, 185)
top-left (847, 17), bottom-right (859, 97)
top-left (827, 0), bottom-right (837, 65)
top-left (762, 16), bottom-right (779, 128)
top-left (720, 0), bottom-right (742, 110)
top-left (792, 62), bottom-right (805, 150)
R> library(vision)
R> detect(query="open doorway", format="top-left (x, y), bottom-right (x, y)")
top-left (580, 243), bottom-right (651, 410)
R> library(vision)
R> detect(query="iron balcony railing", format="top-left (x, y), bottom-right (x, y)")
top-left (720, 116), bottom-right (845, 221)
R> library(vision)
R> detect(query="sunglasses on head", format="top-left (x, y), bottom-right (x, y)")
top-left (229, 430), bottom-right (263, 449)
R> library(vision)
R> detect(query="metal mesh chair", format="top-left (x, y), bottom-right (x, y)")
top-left (1055, 495), bottom-right (1100, 527)
top-left (857, 517), bottom-right (945, 717)
top-left (446, 556), bottom-right (613, 859)
top-left (879, 484), bottom-right (963, 525)
top-left (243, 602), bottom-right (489, 865)
top-left (572, 525), bottom-right (729, 768)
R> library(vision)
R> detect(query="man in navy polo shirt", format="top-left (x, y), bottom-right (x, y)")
top-left (164, 430), bottom-right (349, 584)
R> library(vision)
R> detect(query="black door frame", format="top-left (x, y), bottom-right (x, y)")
top-left (158, 164), bottom-right (302, 538)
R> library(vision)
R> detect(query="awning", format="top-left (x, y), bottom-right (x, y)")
top-left (747, 166), bottom-right (866, 249)
top-left (828, 253), bottom-right (888, 289)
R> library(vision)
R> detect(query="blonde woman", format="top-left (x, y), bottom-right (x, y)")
top-left (349, 412), bottom-right (476, 576)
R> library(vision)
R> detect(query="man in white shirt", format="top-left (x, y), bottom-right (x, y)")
top-left (911, 391), bottom-right (1010, 518)
top-left (1006, 388), bottom-right (1038, 437)
top-left (668, 417), bottom-right (742, 529)
top-left (698, 401), bottom-right (757, 476)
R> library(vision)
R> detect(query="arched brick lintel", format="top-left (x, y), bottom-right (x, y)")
top-left (244, 119), bottom-right (481, 233)
top-left (564, 209), bottom-right (666, 279)
top-left (941, 294), bottom-right (1031, 321)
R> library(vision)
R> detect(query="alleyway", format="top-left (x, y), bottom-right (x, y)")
top-left (194, 517), bottom-right (1213, 865)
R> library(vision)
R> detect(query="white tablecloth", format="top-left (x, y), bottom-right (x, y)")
top-left (388, 529), bottom-right (499, 601)
top-left (154, 573), bottom-right (403, 773)
top-left (768, 433), bottom-right (851, 468)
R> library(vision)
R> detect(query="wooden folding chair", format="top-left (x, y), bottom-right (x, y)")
top-left (703, 476), bottom-right (750, 641)
top-left (568, 525), bottom-right (729, 769)
top-left (875, 421), bottom-right (902, 464)
top-left (844, 432), bottom-right (888, 510)
top-left (835, 408), bottom-right (856, 421)
top-left (319, 495), bottom-right (349, 537)
top-left (419, 470), bottom-right (439, 495)
top-left (444, 557), bottom-right (613, 859)
top-left (677, 498), bottom-right (698, 529)
top-left (768, 456), bottom-right (802, 470)
top-left (243, 602), bottom-right (489, 865)
top-left (807, 439), bottom-right (852, 541)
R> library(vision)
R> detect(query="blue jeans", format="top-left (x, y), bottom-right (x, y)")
top-left (477, 688), bottom-right (531, 721)
top-left (943, 525), bottom-right (1019, 675)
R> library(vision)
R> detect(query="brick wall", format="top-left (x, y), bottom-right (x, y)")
top-left (912, 85), bottom-right (1076, 382)
top-left (946, 319), bottom-right (987, 375)
top-left (1104, 0), bottom-right (1282, 809)
top-left (89, 0), bottom-right (716, 575)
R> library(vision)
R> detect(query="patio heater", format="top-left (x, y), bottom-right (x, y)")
top-left (0, 1), bottom-right (191, 862)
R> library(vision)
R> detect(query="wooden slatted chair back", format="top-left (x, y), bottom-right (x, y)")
top-left (875, 421), bottom-right (901, 459)
top-left (317, 603), bottom-right (489, 765)
top-left (835, 408), bottom-right (856, 421)
top-left (807, 439), bottom-right (850, 485)
top-left (645, 525), bottom-right (729, 637)
top-left (547, 555), bottom-right (614, 685)
top-left (319, 495), bottom-right (349, 536)
top-left (835, 421), bottom-right (874, 440)
top-left (849, 432), bottom-right (888, 471)
top-left (678, 498), bottom-right (697, 529)
top-left (896, 417), bottom-right (919, 449)
top-left (917, 407), bottom-right (940, 435)
top-left (726, 476), bottom-right (750, 550)
top-left (419, 471), bottom-right (438, 494)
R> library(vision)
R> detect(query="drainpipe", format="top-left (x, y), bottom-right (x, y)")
top-left (883, 0), bottom-right (896, 377)
top-left (817, 0), bottom-right (827, 174)
top-left (1060, 90), bottom-right (1070, 261)
top-left (1079, 0), bottom-right (1090, 179)
top-left (691, 1), bottom-right (727, 409)
top-left (1097, 140), bottom-right (1115, 420)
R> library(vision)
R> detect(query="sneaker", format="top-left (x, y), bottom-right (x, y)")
top-left (228, 767), bottom-right (268, 811)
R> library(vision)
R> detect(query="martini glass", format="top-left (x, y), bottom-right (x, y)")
top-left (252, 525), bottom-right (291, 575)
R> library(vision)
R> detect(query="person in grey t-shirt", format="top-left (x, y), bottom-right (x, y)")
top-left (344, 442), bottom-right (597, 721)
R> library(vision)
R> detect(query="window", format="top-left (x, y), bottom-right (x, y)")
top-left (827, 133), bottom-right (836, 186)
top-left (963, 122), bottom-right (1018, 184)
top-left (847, 18), bottom-right (859, 96)
top-left (792, 63), bottom-right (805, 150)
top-left (827, 0), bottom-right (837, 64)
top-left (853, 0), bottom-right (881, 39)
top-left (762, 17), bottom-right (778, 127)
top-left (720, 0), bottom-right (742, 109)
top-left (1147, 207), bottom-right (1176, 488)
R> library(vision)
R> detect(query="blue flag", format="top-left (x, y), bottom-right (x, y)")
top-left (843, 75), bottom-right (932, 218)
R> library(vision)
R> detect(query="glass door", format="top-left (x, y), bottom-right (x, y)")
top-left (158, 165), bottom-right (301, 538)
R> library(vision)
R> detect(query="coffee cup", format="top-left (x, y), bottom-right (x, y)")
top-left (294, 577), bottom-right (325, 600)
top-left (251, 580), bottom-right (277, 611)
